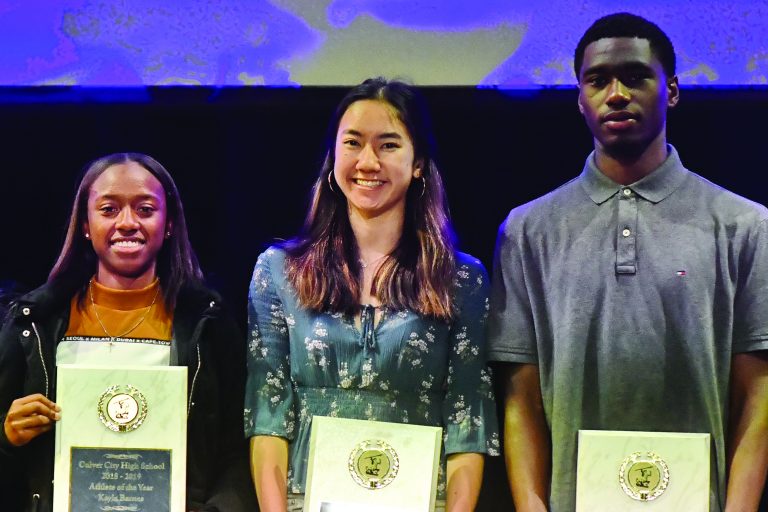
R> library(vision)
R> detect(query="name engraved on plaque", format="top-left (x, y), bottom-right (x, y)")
top-left (70, 447), bottom-right (171, 512)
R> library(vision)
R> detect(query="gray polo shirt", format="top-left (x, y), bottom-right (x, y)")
top-left (488, 146), bottom-right (768, 511)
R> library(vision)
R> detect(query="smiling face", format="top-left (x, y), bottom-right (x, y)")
top-left (577, 37), bottom-right (679, 159)
top-left (84, 162), bottom-right (170, 289)
top-left (333, 99), bottom-right (421, 221)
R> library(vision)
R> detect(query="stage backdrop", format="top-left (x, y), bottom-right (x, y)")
top-left (1, 0), bottom-right (767, 86)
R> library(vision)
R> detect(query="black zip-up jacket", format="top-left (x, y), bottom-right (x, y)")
top-left (0, 278), bottom-right (257, 511)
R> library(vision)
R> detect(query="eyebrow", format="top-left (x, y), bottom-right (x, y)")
top-left (341, 129), bottom-right (403, 140)
top-left (95, 193), bottom-right (161, 201)
top-left (581, 61), bottom-right (654, 77)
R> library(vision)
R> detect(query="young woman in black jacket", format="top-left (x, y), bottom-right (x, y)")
top-left (0, 153), bottom-right (256, 511)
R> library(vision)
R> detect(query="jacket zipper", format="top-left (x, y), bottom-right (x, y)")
top-left (187, 343), bottom-right (201, 417)
top-left (31, 322), bottom-right (49, 397)
top-left (187, 315), bottom-right (209, 416)
top-left (28, 316), bottom-right (55, 508)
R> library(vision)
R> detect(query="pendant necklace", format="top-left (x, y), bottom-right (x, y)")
top-left (89, 279), bottom-right (160, 344)
top-left (359, 253), bottom-right (389, 269)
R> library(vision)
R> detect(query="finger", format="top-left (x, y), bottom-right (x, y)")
top-left (33, 424), bottom-right (54, 436)
top-left (16, 425), bottom-right (54, 445)
top-left (12, 394), bottom-right (60, 412)
top-left (9, 422), bottom-right (54, 440)
top-left (4, 418), bottom-right (54, 446)
top-left (8, 401), bottom-right (61, 421)
top-left (21, 423), bottom-right (54, 436)
top-left (9, 413), bottom-right (58, 430)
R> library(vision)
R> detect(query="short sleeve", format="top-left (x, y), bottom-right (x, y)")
top-left (442, 256), bottom-right (500, 457)
top-left (487, 216), bottom-right (539, 364)
top-left (734, 217), bottom-right (768, 353)
top-left (244, 249), bottom-right (296, 440)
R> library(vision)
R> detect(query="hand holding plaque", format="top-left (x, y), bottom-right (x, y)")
top-left (3, 393), bottom-right (61, 446)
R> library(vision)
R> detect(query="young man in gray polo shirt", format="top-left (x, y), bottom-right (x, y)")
top-left (488, 12), bottom-right (768, 511)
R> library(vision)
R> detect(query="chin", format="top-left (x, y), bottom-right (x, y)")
top-left (109, 263), bottom-right (156, 279)
top-left (603, 139), bottom-right (649, 160)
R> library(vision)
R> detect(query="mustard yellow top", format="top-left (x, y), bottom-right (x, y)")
top-left (65, 278), bottom-right (172, 342)
top-left (57, 278), bottom-right (173, 366)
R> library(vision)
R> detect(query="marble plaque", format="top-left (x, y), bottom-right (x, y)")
top-left (53, 365), bottom-right (187, 512)
top-left (576, 430), bottom-right (710, 511)
top-left (304, 416), bottom-right (442, 512)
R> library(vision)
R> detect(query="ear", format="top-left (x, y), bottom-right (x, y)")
top-left (165, 221), bottom-right (173, 239)
top-left (577, 92), bottom-right (585, 115)
top-left (413, 160), bottom-right (424, 178)
top-left (667, 75), bottom-right (680, 108)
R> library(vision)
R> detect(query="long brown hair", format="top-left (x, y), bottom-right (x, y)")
top-left (283, 78), bottom-right (456, 320)
top-left (49, 153), bottom-right (204, 308)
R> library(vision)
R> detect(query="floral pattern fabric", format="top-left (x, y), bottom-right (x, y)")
top-left (244, 247), bottom-right (499, 498)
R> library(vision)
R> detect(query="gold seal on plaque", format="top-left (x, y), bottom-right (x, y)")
top-left (619, 451), bottom-right (670, 501)
top-left (97, 384), bottom-right (148, 433)
top-left (348, 439), bottom-right (399, 489)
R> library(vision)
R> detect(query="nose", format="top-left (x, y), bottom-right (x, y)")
top-left (606, 78), bottom-right (630, 106)
top-left (356, 143), bottom-right (381, 172)
top-left (116, 207), bottom-right (140, 231)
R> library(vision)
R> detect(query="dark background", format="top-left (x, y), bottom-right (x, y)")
top-left (2, 85), bottom-right (767, 509)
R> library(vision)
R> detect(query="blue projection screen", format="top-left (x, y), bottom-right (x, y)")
top-left (1, 0), bottom-right (767, 86)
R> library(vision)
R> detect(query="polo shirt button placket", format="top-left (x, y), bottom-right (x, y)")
top-left (616, 188), bottom-right (638, 274)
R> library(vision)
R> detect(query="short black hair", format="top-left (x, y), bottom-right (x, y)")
top-left (574, 12), bottom-right (676, 79)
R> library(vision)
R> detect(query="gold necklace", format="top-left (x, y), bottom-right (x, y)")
top-left (88, 279), bottom-right (160, 342)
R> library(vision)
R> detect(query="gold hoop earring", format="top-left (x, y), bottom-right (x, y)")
top-left (419, 176), bottom-right (426, 198)
top-left (327, 170), bottom-right (337, 194)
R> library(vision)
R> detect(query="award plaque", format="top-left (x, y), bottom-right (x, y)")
top-left (576, 430), bottom-right (710, 511)
top-left (53, 365), bottom-right (187, 512)
top-left (304, 416), bottom-right (442, 512)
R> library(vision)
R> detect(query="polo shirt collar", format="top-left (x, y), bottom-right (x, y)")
top-left (579, 145), bottom-right (689, 204)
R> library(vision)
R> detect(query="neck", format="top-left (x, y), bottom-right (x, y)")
top-left (594, 131), bottom-right (668, 185)
top-left (348, 205), bottom-right (404, 261)
top-left (94, 265), bottom-right (158, 291)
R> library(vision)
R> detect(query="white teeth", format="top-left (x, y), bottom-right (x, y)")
top-left (112, 240), bottom-right (141, 247)
top-left (354, 179), bottom-right (383, 187)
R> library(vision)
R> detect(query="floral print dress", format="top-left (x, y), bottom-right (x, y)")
top-left (244, 247), bottom-right (499, 498)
